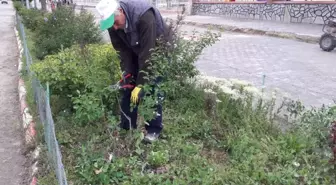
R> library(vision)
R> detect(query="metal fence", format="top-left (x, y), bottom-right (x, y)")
top-left (15, 13), bottom-right (68, 185)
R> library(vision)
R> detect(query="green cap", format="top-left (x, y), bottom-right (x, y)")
top-left (96, 0), bottom-right (119, 31)
top-left (100, 13), bottom-right (115, 31)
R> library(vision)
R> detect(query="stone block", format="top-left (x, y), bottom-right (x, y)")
top-left (192, 2), bottom-right (334, 25)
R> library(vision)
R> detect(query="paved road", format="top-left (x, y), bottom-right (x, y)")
top-left (82, 7), bottom-right (336, 107)
top-left (0, 2), bottom-right (27, 184)
top-left (180, 25), bottom-right (336, 107)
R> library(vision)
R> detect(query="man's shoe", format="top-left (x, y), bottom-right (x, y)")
top-left (143, 133), bottom-right (159, 143)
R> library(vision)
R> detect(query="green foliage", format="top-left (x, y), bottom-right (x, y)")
top-left (72, 90), bottom-right (105, 124)
top-left (31, 44), bottom-right (120, 97)
top-left (19, 8), bottom-right (45, 31)
top-left (138, 14), bottom-right (220, 121)
top-left (16, 6), bottom-right (102, 60)
top-left (75, 144), bottom-right (130, 185)
top-left (31, 44), bottom-right (121, 123)
top-left (74, 8), bottom-right (103, 47)
top-left (33, 7), bottom-right (102, 59)
top-left (13, 1), bottom-right (24, 12)
top-left (147, 150), bottom-right (169, 168)
top-left (20, 5), bottom-right (336, 185)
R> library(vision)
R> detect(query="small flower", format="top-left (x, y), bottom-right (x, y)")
top-left (292, 161), bottom-right (300, 167)
top-left (219, 86), bottom-right (236, 95)
top-left (107, 153), bottom-right (113, 162)
top-left (204, 88), bottom-right (216, 94)
top-left (244, 86), bottom-right (261, 97)
top-left (271, 91), bottom-right (277, 99)
top-left (230, 78), bottom-right (250, 87)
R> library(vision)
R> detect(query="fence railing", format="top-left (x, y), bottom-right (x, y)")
top-left (15, 13), bottom-right (68, 185)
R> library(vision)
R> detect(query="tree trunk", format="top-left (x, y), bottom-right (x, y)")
top-left (40, 0), bottom-right (47, 11)
top-left (26, 0), bottom-right (30, 8)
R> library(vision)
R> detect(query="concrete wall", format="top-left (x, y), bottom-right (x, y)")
top-left (192, 2), bottom-right (336, 24)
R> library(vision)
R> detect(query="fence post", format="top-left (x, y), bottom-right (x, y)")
top-left (46, 82), bottom-right (50, 104)
top-left (19, 19), bottom-right (30, 73)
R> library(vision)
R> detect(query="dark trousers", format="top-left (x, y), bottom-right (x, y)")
top-left (119, 83), bottom-right (163, 134)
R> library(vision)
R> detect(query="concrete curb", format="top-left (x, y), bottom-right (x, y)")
top-left (164, 17), bottom-right (320, 44)
top-left (14, 25), bottom-right (40, 185)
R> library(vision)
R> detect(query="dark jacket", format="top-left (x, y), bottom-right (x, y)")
top-left (108, 0), bottom-right (172, 86)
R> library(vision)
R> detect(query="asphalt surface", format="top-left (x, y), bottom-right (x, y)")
top-left (0, 1), bottom-right (27, 184)
top-left (181, 25), bottom-right (336, 107)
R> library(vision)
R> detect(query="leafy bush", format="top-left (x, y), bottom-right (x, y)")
top-left (32, 44), bottom-right (120, 96)
top-left (138, 14), bottom-right (220, 121)
top-left (19, 8), bottom-right (45, 31)
top-left (33, 7), bottom-right (102, 59)
top-left (147, 150), bottom-right (169, 168)
top-left (31, 44), bottom-right (121, 123)
top-left (13, 1), bottom-right (24, 12)
top-left (74, 9), bottom-right (103, 47)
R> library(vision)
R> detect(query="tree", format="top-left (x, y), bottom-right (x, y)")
top-left (40, 0), bottom-right (47, 11)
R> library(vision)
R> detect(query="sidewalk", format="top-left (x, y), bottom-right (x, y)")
top-left (0, 2), bottom-right (27, 185)
top-left (161, 13), bottom-right (323, 43)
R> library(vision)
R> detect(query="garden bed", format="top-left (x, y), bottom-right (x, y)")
top-left (14, 2), bottom-right (336, 185)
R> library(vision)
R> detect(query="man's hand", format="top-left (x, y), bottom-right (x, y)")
top-left (131, 86), bottom-right (142, 104)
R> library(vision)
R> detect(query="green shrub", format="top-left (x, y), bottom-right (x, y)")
top-left (31, 44), bottom-right (120, 86)
top-left (19, 8), bottom-right (45, 31)
top-left (137, 14), bottom-right (220, 121)
top-left (31, 44), bottom-right (121, 122)
top-left (33, 7), bottom-right (102, 60)
top-left (74, 9), bottom-right (103, 47)
top-left (147, 150), bottom-right (169, 168)
top-left (13, 1), bottom-right (24, 12)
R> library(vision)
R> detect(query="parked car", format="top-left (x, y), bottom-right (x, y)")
top-left (1, 0), bottom-right (8, 4)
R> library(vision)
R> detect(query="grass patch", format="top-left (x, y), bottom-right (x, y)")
top-left (52, 81), bottom-right (336, 185)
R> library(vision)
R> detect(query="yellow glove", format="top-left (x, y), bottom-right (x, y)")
top-left (131, 87), bottom-right (142, 104)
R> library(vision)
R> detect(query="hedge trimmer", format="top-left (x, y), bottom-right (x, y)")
top-left (110, 73), bottom-right (136, 91)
